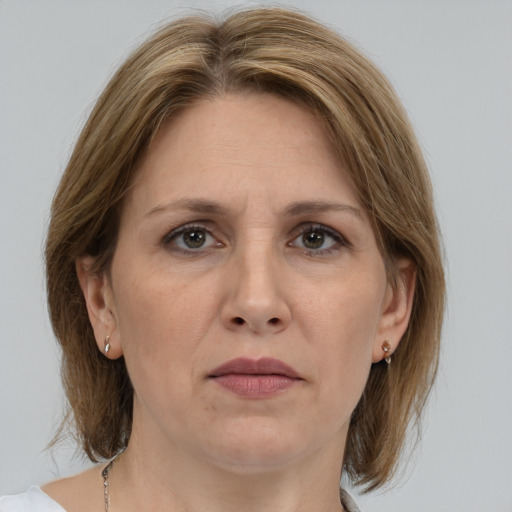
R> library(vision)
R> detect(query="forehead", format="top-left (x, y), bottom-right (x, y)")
top-left (126, 92), bottom-right (361, 217)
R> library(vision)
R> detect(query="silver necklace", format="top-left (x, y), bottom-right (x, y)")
top-left (101, 457), bottom-right (117, 512)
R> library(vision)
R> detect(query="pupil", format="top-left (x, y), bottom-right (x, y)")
top-left (184, 230), bottom-right (205, 248)
top-left (303, 231), bottom-right (324, 249)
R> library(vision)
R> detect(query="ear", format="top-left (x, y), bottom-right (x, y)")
top-left (76, 256), bottom-right (123, 359)
top-left (371, 258), bottom-right (416, 363)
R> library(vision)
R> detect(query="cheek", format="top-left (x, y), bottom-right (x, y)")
top-left (111, 260), bottom-right (221, 389)
top-left (110, 267), bottom-right (224, 430)
top-left (296, 271), bottom-right (385, 392)
top-left (299, 271), bottom-right (384, 345)
top-left (114, 257), bottom-right (216, 336)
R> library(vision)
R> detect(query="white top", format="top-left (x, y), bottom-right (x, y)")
top-left (0, 487), bottom-right (65, 512)
top-left (0, 486), bottom-right (361, 512)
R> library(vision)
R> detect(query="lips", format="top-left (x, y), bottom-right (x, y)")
top-left (209, 357), bottom-right (301, 379)
top-left (208, 357), bottom-right (302, 398)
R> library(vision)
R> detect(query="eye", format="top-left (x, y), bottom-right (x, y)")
top-left (302, 230), bottom-right (327, 249)
top-left (290, 224), bottom-right (347, 255)
top-left (163, 224), bottom-right (221, 252)
top-left (181, 228), bottom-right (208, 249)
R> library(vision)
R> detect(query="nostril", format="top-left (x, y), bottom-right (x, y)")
top-left (228, 316), bottom-right (283, 330)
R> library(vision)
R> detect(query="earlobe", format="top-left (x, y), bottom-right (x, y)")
top-left (76, 257), bottom-right (123, 359)
top-left (371, 258), bottom-right (416, 364)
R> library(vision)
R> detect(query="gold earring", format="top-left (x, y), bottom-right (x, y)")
top-left (382, 341), bottom-right (392, 365)
top-left (104, 335), bottom-right (111, 355)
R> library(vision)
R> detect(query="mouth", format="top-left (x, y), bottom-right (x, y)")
top-left (208, 357), bottom-right (303, 399)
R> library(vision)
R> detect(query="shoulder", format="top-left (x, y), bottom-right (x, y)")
top-left (340, 488), bottom-right (363, 512)
top-left (0, 466), bottom-right (103, 512)
top-left (39, 466), bottom-right (104, 512)
top-left (0, 486), bottom-right (66, 512)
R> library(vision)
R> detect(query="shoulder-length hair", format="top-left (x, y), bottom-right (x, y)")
top-left (46, 7), bottom-right (445, 491)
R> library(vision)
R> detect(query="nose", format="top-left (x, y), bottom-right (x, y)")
top-left (220, 239), bottom-right (291, 335)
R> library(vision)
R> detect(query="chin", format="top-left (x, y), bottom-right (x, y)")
top-left (197, 418), bottom-right (323, 473)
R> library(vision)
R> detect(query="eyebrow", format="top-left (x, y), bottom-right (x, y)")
top-left (144, 199), bottom-right (362, 219)
top-left (284, 201), bottom-right (363, 219)
top-left (144, 199), bottom-right (233, 218)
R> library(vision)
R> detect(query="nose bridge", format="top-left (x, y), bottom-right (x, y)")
top-left (238, 233), bottom-right (277, 300)
top-left (222, 228), bottom-right (290, 333)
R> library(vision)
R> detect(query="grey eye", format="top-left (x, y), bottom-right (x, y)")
top-left (182, 229), bottom-right (207, 248)
top-left (291, 225), bottom-right (344, 254)
top-left (302, 230), bottom-right (325, 249)
top-left (165, 226), bottom-right (218, 251)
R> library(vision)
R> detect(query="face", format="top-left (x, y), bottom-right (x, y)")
top-left (81, 93), bottom-right (413, 473)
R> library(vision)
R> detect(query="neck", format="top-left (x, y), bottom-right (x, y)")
top-left (109, 414), bottom-right (347, 512)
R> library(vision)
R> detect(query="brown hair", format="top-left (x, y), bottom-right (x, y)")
top-left (46, 7), bottom-right (445, 491)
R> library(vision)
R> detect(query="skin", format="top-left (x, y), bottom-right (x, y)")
top-left (44, 93), bottom-right (415, 512)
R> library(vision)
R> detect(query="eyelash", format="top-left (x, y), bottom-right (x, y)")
top-left (162, 222), bottom-right (350, 256)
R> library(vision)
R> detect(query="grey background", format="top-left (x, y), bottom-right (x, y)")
top-left (1, 1), bottom-right (511, 510)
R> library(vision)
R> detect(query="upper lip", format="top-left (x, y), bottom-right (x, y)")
top-left (209, 357), bottom-right (302, 379)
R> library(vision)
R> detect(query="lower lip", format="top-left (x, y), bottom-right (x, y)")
top-left (212, 374), bottom-right (299, 398)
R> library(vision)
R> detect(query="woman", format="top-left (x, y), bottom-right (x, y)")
top-left (0, 7), bottom-right (444, 512)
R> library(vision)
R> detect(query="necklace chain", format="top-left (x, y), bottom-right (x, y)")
top-left (101, 457), bottom-right (116, 512)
